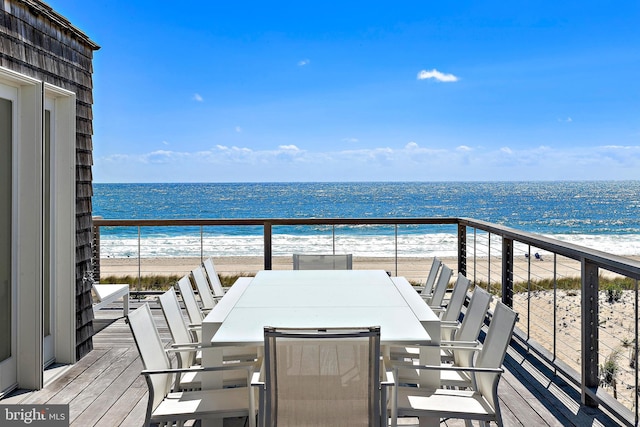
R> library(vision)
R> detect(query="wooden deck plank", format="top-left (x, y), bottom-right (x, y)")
top-left (71, 356), bottom-right (143, 426)
top-left (498, 378), bottom-right (542, 426)
top-left (118, 393), bottom-right (149, 427)
top-left (505, 340), bottom-right (620, 427)
top-left (67, 348), bottom-right (140, 422)
top-left (92, 386), bottom-right (147, 427)
top-left (15, 347), bottom-right (129, 407)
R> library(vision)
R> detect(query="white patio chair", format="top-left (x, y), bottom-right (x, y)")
top-left (440, 286), bottom-right (493, 359)
top-left (416, 257), bottom-right (442, 295)
top-left (157, 288), bottom-right (254, 389)
top-left (435, 274), bottom-right (472, 324)
top-left (392, 301), bottom-right (517, 426)
top-left (423, 263), bottom-right (453, 306)
top-left (252, 326), bottom-right (393, 427)
top-left (191, 265), bottom-right (218, 311)
top-left (394, 287), bottom-right (495, 384)
top-left (392, 286), bottom-right (492, 358)
top-left (126, 303), bottom-right (259, 427)
top-left (92, 283), bottom-right (130, 315)
top-left (390, 274), bottom-right (472, 362)
top-left (203, 256), bottom-right (228, 297)
top-left (176, 275), bottom-right (204, 340)
top-left (292, 253), bottom-right (353, 270)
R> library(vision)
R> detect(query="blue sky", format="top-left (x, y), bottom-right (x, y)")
top-left (51, 1), bottom-right (639, 182)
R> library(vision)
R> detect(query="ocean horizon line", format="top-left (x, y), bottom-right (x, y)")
top-left (93, 179), bottom-right (640, 185)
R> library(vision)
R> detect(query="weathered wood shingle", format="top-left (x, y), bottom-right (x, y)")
top-left (1, 0), bottom-right (100, 360)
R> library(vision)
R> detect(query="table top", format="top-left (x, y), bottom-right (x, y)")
top-left (205, 269), bottom-right (437, 346)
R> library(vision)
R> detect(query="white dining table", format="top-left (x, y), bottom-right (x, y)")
top-left (202, 269), bottom-right (441, 427)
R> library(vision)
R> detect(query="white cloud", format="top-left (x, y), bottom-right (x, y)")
top-left (601, 145), bottom-right (639, 150)
top-left (162, 140), bottom-right (169, 146)
top-left (417, 69), bottom-right (459, 82)
top-left (235, 126), bottom-right (243, 133)
top-left (278, 145), bottom-right (300, 152)
top-left (298, 59), bottom-right (310, 66)
top-left (558, 117), bottom-right (573, 123)
top-left (405, 141), bottom-right (419, 150)
top-left (342, 137), bottom-right (359, 143)
top-left (193, 93), bottom-right (204, 102)
top-left (95, 143), bottom-right (640, 183)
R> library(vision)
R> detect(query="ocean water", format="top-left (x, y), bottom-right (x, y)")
top-left (93, 181), bottom-right (640, 258)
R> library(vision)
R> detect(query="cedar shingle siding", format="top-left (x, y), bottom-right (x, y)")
top-left (1, 0), bottom-right (99, 359)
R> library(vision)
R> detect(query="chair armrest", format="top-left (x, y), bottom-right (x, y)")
top-left (250, 372), bottom-right (265, 389)
top-left (168, 342), bottom-right (226, 350)
top-left (250, 358), bottom-right (265, 388)
top-left (440, 340), bottom-right (480, 347)
top-left (170, 342), bottom-right (204, 349)
top-left (394, 363), bottom-right (503, 374)
top-left (381, 356), bottom-right (395, 388)
top-left (440, 321), bottom-right (460, 328)
top-left (142, 358), bottom-right (260, 376)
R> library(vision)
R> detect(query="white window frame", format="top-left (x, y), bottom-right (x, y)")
top-left (0, 65), bottom-right (76, 391)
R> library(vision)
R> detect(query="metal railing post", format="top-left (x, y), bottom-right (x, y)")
top-left (394, 224), bottom-right (398, 276)
top-left (472, 228), bottom-right (477, 284)
top-left (137, 226), bottom-right (141, 291)
top-left (581, 259), bottom-right (599, 407)
top-left (502, 237), bottom-right (514, 307)
top-left (635, 278), bottom-right (639, 426)
top-left (457, 224), bottom-right (466, 277)
top-left (91, 216), bottom-right (102, 280)
top-left (553, 253), bottom-right (557, 361)
top-left (332, 225), bottom-right (336, 254)
top-left (264, 222), bottom-right (272, 270)
top-left (527, 245), bottom-right (531, 341)
top-left (200, 225), bottom-right (204, 263)
top-left (487, 232), bottom-right (492, 294)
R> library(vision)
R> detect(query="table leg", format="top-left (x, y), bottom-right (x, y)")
top-left (419, 313), bottom-right (441, 427)
top-left (201, 322), bottom-right (224, 427)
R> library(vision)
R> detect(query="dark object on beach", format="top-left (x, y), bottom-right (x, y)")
top-left (535, 253), bottom-right (544, 261)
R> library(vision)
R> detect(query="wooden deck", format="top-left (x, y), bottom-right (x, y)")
top-left (1, 301), bottom-right (624, 427)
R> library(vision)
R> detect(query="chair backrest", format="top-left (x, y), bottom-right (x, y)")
top-left (158, 288), bottom-right (196, 369)
top-left (176, 275), bottom-right (203, 326)
top-left (263, 326), bottom-right (381, 427)
top-left (419, 257), bottom-right (441, 294)
top-left (440, 274), bottom-right (471, 323)
top-left (427, 264), bottom-right (453, 306)
top-left (127, 303), bottom-right (172, 413)
top-left (455, 286), bottom-right (492, 343)
top-left (203, 257), bottom-right (226, 297)
top-left (192, 266), bottom-right (217, 310)
top-left (292, 254), bottom-right (353, 270)
top-left (474, 301), bottom-right (517, 413)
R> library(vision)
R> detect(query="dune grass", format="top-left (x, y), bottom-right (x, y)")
top-left (103, 273), bottom-right (636, 295)
top-left (99, 273), bottom-right (253, 291)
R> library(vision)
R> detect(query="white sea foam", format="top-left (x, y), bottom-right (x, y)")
top-left (98, 233), bottom-right (640, 259)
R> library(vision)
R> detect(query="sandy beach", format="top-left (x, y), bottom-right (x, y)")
top-left (98, 254), bottom-right (640, 283)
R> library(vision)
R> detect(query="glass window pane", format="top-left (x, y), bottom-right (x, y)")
top-left (0, 97), bottom-right (12, 361)
top-left (43, 109), bottom-right (51, 337)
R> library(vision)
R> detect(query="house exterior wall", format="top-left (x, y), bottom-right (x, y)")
top-left (0, 0), bottom-right (99, 360)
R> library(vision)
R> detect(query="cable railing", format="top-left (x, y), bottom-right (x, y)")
top-left (92, 216), bottom-right (640, 426)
